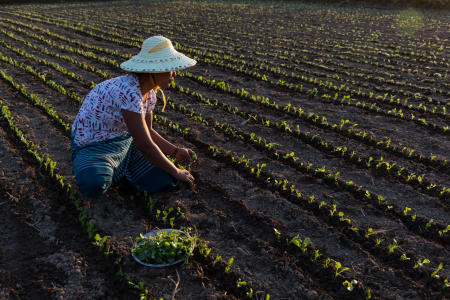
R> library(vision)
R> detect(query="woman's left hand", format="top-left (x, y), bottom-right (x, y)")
top-left (175, 147), bottom-right (195, 163)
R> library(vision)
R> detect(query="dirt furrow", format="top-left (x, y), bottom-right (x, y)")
top-left (160, 91), bottom-right (450, 274)
top-left (175, 75), bottom-right (450, 184)
top-left (0, 123), bottom-right (136, 299)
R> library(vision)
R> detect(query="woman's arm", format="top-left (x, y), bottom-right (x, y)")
top-left (144, 112), bottom-right (177, 156)
top-left (122, 109), bottom-right (194, 184)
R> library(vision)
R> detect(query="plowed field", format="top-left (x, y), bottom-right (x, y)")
top-left (0, 1), bottom-right (449, 299)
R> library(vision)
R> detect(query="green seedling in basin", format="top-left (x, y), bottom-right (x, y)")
top-left (132, 231), bottom-right (196, 265)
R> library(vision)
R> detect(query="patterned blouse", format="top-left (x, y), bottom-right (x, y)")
top-left (72, 73), bottom-right (156, 147)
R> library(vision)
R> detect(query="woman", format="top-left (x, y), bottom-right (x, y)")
top-left (71, 36), bottom-right (196, 197)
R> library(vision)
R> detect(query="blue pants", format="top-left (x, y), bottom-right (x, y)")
top-left (71, 134), bottom-right (177, 197)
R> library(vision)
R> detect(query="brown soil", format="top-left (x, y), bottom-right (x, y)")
top-left (0, 1), bottom-right (449, 299)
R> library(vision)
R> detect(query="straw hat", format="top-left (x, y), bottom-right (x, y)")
top-left (120, 36), bottom-right (197, 73)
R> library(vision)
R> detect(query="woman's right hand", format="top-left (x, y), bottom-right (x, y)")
top-left (174, 169), bottom-right (194, 185)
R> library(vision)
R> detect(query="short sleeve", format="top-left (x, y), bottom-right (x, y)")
top-left (146, 90), bottom-right (157, 114)
top-left (119, 88), bottom-right (145, 114)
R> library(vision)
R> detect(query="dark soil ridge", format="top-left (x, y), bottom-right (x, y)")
top-left (0, 25), bottom-right (111, 86)
top-left (0, 28), bottom-right (450, 254)
top-left (170, 77), bottom-right (450, 207)
top-left (153, 110), bottom-right (449, 298)
top-left (162, 83), bottom-right (450, 223)
top-left (186, 64), bottom-right (450, 153)
top-left (36, 1), bottom-right (450, 52)
top-left (0, 60), bottom-right (432, 300)
top-left (0, 2), bottom-right (448, 296)
top-left (172, 74), bottom-right (450, 181)
top-left (155, 98), bottom-right (450, 277)
top-left (31, 9), bottom-right (450, 104)
top-left (176, 71), bottom-right (450, 173)
top-left (1, 9), bottom-right (448, 173)
top-left (0, 123), bottom-right (137, 299)
top-left (0, 58), bottom-right (329, 299)
top-left (0, 42), bottom-right (450, 284)
top-left (0, 66), bottom-right (349, 299)
top-left (0, 20), bottom-right (121, 78)
top-left (12, 11), bottom-right (448, 121)
top-left (1, 18), bottom-right (448, 202)
top-left (36, 6), bottom-right (450, 82)
top-left (128, 173), bottom-right (337, 299)
top-left (0, 101), bottom-right (234, 299)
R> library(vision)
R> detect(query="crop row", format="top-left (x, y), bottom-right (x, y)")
top-left (162, 90), bottom-right (450, 243)
top-left (0, 55), bottom-right (365, 300)
top-left (178, 70), bottom-right (449, 170)
top-left (2, 35), bottom-right (448, 233)
top-left (9, 11), bottom-right (447, 115)
top-left (24, 1), bottom-right (448, 60)
top-left (1, 17), bottom-right (446, 175)
top-left (34, 7), bottom-right (449, 77)
top-left (0, 34), bottom-right (378, 297)
top-left (154, 112), bottom-right (374, 299)
top-left (0, 63), bottom-right (267, 300)
top-left (14, 12), bottom-right (448, 129)
top-left (0, 101), bottom-right (153, 299)
top-left (3, 33), bottom-right (450, 251)
top-left (0, 26), bottom-right (109, 80)
top-left (96, 12), bottom-right (450, 101)
top-left (170, 80), bottom-right (450, 200)
top-left (152, 100), bottom-right (449, 295)
top-left (3, 47), bottom-right (446, 294)
top-left (33, 7), bottom-right (450, 99)
top-left (1, 26), bottom-right (447, 200)
top-left (1, 7), bottom-right (448, 286)
top-left (0, 36), bottom-right (422, 298)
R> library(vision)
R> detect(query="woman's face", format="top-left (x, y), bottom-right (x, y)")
top-left (154, 71), bottom-right (176, 88)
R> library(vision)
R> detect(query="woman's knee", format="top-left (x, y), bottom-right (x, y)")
top-left (76, 168), bottom-right (113, 197)
top-left (132, 167), bottom-right (177, 193)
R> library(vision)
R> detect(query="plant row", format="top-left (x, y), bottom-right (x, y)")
top-left (0, 26), bottom-right (109, 80)
top-left (38, 8), bottom-right (450, 101)
top-left (2, 27), bottom-right (447, 200)
top-left (169, 81), bottom-right (450, 200)
top-left (152, 111), bottom-right (373, 299)
top-left (32, 8), bottom-right (449, 81)
top-left (0, 100), bottom-right (153, 299)
top-left (3, 19), bottom-right (445, 177)
top-left (151, 105), bottom-right (450, 296)
top-left (177, 70), bottom-right (449, 170)
top-left (10, 12), bottom-right (447, 115)
top-left (159, 92), bottom-right (450, 251)
top-left (0, 66), bottom-right (262, 300)
top-left (3, 34), bottom-right (448, 249)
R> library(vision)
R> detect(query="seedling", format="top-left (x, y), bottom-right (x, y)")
top-left (273, 228), bottom-right (281, 239)
top-left (388, 239), bottom-right (399, 254)
top-left (86, 219), bottom-right (95, 238)
top-left (334, 261), bottom-right (349, 277)
top-left (425, 219), bottom-right (434, 230)
top-left (236, 280), bottom-right (247, 287)
top-left (364, 228), bottom-right (376, 239)
top-left (403, 207), bottom-right (411, 216)
top-left (213, 255), bottom-right (222, 266)
top-left (246, 288), bottom-right (254, 298)
top-left (431, 263), bottom-right (443, 279)
top-left (289, 234), bottom-right (301, 248)
top-left (343, 279), bottom-right (358, 291)
top-left (225, 257), bottom-right (234, 273)
top-left (413, 258), bottom-right (430, 270)
top-left (400, 253), bottom-right (410, 261)
top-left (146, 196), bottom-right (157, 214)
top-left (300, 237), bottom-right (310, 253)
top-left (311, 249), bottom-right (321, 262)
